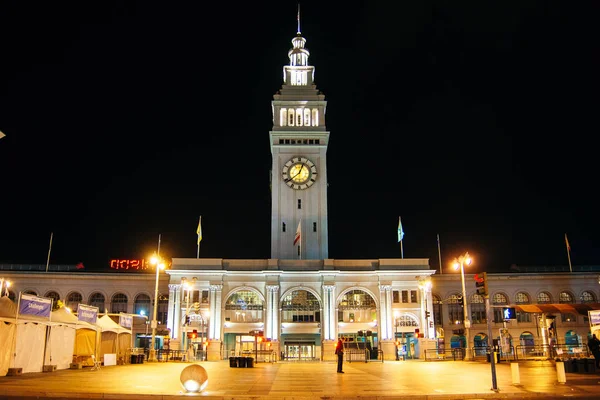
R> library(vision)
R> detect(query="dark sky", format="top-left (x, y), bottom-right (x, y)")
top-left (1, 1), bottom-right (598, 273)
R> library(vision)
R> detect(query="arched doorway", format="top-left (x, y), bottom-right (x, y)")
top-left (473, 333), bottom-right (488, 356)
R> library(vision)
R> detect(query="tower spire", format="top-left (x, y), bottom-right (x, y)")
top-left (297, 3), bottom-right (301, 34)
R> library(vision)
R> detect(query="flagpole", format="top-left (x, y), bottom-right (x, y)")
top-left (565, 233), bottom-right (573, 273)
top-left (400, 240), bottom-right (404, 259)
top-left (437, 234), bottom-right (443, 274)
top-left (45, 232), bottom-right (53, 273)
top-left (299, 220), bottom-right (302, 260)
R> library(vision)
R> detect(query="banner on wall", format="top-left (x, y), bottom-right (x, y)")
top-left (77, 304), bottom-right (99, 324)
top-left (119, 313), bottom-right (133, 328)
top-left (18, 293), bottom-right (52, 319)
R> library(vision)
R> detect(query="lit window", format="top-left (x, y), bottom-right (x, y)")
top-left (280, 109), bottom-right (287, 126)
top-left (304, 109), bottom-right (310, 126)
top-left (288, 109), bottom-right (295, 126)
top-left (311, 109), bottom-right (319, 126)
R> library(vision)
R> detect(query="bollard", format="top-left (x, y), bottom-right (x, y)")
top-left (556, 361), bottom-right (566, 384)
top-left (510, 362), bottom-right (520, 385)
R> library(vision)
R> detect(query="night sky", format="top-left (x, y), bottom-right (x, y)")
top-left (1, 1), bottom-right (598, 273)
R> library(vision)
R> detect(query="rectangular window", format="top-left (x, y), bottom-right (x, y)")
top-left (393, 291), bottom-right (400, 303)
top-left (410, 290), bottom-right (418, 303)
top-left (298, 199), bottom-right (301, 209)
top-left (201, 290), bottom-right (209, 304)
top-left (401, 290), bottom-right (408, 303)
top-left (313, 222), bottom-right (317, 232)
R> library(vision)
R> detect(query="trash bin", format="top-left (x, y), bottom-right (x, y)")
top-left (138, 354), bottom-right (144, 364)
top-left (239, 357), bottom-right (248, 368)
top-left (246, 357), bottom-right (254, 368)
top-left (229, 357), bottom-right (238, 368)
top-left (130, 354), bottom-right (138, 364)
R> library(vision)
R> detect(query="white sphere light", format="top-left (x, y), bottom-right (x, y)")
top-left (180, 364), bottom-right (208, 393)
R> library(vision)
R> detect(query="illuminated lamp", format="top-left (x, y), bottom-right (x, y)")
top-left (180, 364), bottom-right (208, 393)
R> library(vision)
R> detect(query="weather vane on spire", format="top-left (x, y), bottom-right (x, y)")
top-left (297, 3), bottom-right (301, 34)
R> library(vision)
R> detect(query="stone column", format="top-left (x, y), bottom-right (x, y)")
top-left (266, 285), bottom-right (280, 341)
top-left (207, 284), bottom-right (222, 361)
top-left (167, 284), bottom-right (178, 338)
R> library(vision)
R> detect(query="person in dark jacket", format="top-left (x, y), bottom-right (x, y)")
top-left (335, 338), bottom-right (344, 373)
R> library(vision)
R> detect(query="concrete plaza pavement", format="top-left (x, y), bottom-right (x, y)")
top-left (1, 359), bottom-right (600, 399)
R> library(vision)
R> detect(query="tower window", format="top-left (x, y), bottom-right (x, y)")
top-left (311, 109), bottom-right (319, 126)
top-left (282, 222), bottom-right (286, 232)
top-left (280, 109), bottom-right (287, 127)
top-left (297, 199), bottom-right (301, 209)
top-left (313, 222), bottom-right (317, 232)
top-left (288, 109), bottom-right (295, 126)
top-left (296, 108), bottom-right (303, 126)
top-left (304, 109), bottom-right (310, 126)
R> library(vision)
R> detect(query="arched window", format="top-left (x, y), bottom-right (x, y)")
top-left (111, 293), bottom-right (128, 314)
top-left (515, 292), bottom-right (531, 323)
top-left (296, 108), bottom-right (303, 126)
top-left (537, 291), bottom-right (552, 304)
top-left (338, 289), bottom-right (377, 323)
top-left (492, 293), bottom-right (508, 323)
top-left (394, 314), bottom-right (418, 327)
top-left (470, 294), bottom-right (486, 324)
top-left (448, 294), bottom-right (464, 324)
top-left (45, 291), bottom-right (61, 310)
top-left (581, 291), bottom-right (597, 303)
top-left (311, 109), bottom-right (319, 126)
top-left (288, 109), bottom-right (295, 126)
top-left (473, 333), bottom-right (488, 355)
top-left (559, 291), bottom-right (577, 323)
top-left (281, 289), bottom-right (321, 323)
top-left (66, 291), bottom-right (83, 311)
top-left (280, 109), bottom-right (287, 127)
top-left (158, 295), bottom-right (169, 325)
top-left (303, 108), bottom-right (310, 126)
top-left (432, 294), bottom-right (443, 326)
top-left (520, 331), bottom-right (535, 347)
top-left (89, 292), bottom-right (105, 313)
top-left (134, 293), bottom-right (151, 316)
top-left (22, 289), bottom-right (38, 296)
top-left (225, 290), bottom-right (263, 322)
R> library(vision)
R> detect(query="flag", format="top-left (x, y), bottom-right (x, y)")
top-left (294, 220), bottom-right (301, 246)
top-left (196, 216), bottom-right (202, 245)
top-left (565, 233), bottom-right (571, 252)
top-left (75, 262), bottom-right (85, 270)
top-left (397, 217), bottom-right (405, 242)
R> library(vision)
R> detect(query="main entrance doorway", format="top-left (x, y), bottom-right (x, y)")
top-left (284, 342), bottom-right (315, 360)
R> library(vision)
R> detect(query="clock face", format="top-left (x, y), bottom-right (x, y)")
top-left (282, 157), bottom-right (317, 190)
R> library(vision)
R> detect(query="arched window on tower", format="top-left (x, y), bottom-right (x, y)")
top-left (303, 109), bottom-right (310, 126)
top-left (296, 108), bottom-right (303, 126)
top-left (280, 108), bottom-right (287, 127)
top-left (288, 109), bottom-right (295, 126)
top-left (311, 109), bottom-right (319, 126)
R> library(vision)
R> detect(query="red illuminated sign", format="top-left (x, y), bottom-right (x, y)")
top-left (109, 259), bottom-right (149, 271)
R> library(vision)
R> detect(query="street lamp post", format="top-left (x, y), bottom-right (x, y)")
top-left (148, 251), bottom-right (166, 362)
top-left (453, 252), bottom-right (473, 360)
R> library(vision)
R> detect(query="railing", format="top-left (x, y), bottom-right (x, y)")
top-left (424, 347), bottom-right (478, 361)
top-left (346, 348), bottom-right (369, 363)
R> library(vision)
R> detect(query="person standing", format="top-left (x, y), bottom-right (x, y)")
top-left (335, 338), bottom-right (344, 373)
top-left (588, 334), bottom-right (600, 368)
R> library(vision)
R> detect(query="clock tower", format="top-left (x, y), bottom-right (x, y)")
top-left (270, 20), bottom-right (329, 260)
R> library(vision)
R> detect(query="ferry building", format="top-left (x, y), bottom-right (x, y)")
top-left (2, 17), bottom-right (598, 367)
top-left (165, 22), bottom-right (436, 362)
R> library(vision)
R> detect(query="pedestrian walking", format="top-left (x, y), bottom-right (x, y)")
top-left (335, 338), bottom-right (344, 373)
top-left (588, 334), bottom-right (600, 368)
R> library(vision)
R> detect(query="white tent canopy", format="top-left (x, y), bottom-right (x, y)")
top-left (96, 314), bottom-right (131, 363)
